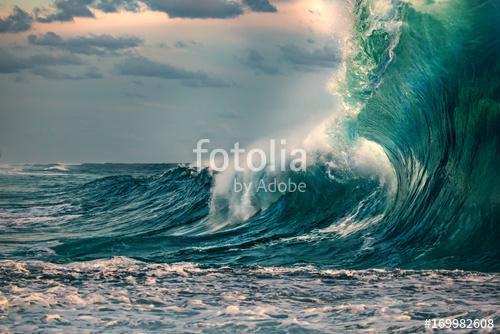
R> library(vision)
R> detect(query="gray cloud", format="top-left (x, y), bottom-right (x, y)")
top-left (35, 0), bottom-right (95, 23)
top-left (0, 49), bottom-right (84, 73)
top-left (22, 0), bottom-right (277, 27)
top-left (31, 67), bottom-right (80, 80)
top-left (0, 49), bottom-right (101, 80)
top-left (0, 6), bottom-right (33, 33)
top-left (27, 53), bottom-right (85, 66)
top-left (84, 66), bottom-right (104, 79)
top-left (174, 41), bottom-right (187, 48)
top-left (240, 49), bottom-right (280, 75)
top-left (31, 66), bottom-right (103, 80)
top-left (280, 43), bottom-right (340, 70)
top-left (116, 56), bottom-right (201, 79)
top-left (28, 32), bottom-right (143, 55)
top-left (242, 0), bottom-right (276, 12)
top-left (93, 0), bottom-right (141, 13)
top-left (115, 56), bottom-right (231, 87)
top-left (0, 50), bottom-right (31, 73)
top-left (174, 40), bottom-right (199, 49)
top-left (181, 76), bottom-right (232, 88)
top-left (143, 0), bottom-right (243, 19)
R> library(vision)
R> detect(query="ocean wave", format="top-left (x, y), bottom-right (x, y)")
top-left (0, 1), bottom-right (498, 272)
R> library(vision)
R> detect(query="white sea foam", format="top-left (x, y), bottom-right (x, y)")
top-left (0, 258), bottom-right (497, 333)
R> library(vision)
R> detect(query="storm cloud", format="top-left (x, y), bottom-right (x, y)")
top-left (28, 32), bottom-right (143, 55)
top-left (93, 0), bottom-right (141, 13)
top-left (31, 0), bottom-right (277, 24)
top-left (280, 43), bottom-right (340, 70)
top-left (143, 0), bottom-right (278, 17)
top-left (0, 6), bottom-right (33, 33)
top-left (35, 0), bottom-right (95, 23)
top-left (144, 0), bottom-right (243, 19)
top-left (31, 66), bottom-right (103, 80)
top-left (0, 49), bottom-right (84, 73)
top-left (242, 0), bottom-right (276, 13)
top-left (0, 49), bottom-right (101, 80)
top-left (240, 49), bottom-right (280, 75)
top-left (115, 56), bottom-right (231, 87)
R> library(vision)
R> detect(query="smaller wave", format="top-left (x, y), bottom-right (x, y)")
top-left (45, 163), bottom-right (77, 172)
top-left (0, 163), bottom-right (75, 176)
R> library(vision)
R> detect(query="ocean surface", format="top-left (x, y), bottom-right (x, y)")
top-left (0, 162), bottom-right (498, 332)
top-left (1, 0), bottom-right (499, 332)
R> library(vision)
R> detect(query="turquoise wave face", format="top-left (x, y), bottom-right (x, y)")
top-left (353, 0), bottom-right (500, 269)
top-left (0, 0), bottom-right (499, 271)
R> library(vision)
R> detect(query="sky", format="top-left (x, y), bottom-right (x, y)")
top-left (0, 0), bottom-right (349, 163)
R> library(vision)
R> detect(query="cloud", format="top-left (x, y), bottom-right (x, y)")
top-left (280, 43), bottom-right (340, 70)
top-left (181, 76), bottom-right (232, 88)
top-left (0, 49), bottom-right (100, 80)
top-left (143, 0), bottom-right (243, 19)
top-left (35, 0), bottom-right (95, 23)
top-left (115, 56), bottom-right (231, 87)
top-left (84, 66), bottom-right (104, 78)
top-left (116, 56), bottom-right (201, 79)
top-left (174, 41), bottom-right (187, 48)
top-left (0, 49), bottom-right (84, 73)
top-left (0, 50), bottom-right (32, 73)
top-left (28, 32), bottom-right (143, 55)
top-left (0, 6), bottom-right (33, 33)
top-left (31, 67), bottom-right (80, 80)
top-left (27, 0), bottom-right (277, 25)
top-left (93, 0), bottom-right (141, 13)
top-left (27, 54), bottom-right (85, 66)
top-left (174, 40), bottom-right (199, 49)
top-left (242, 0), bottom-right (276, 13)
top-left (31, 66), bottom-right (102, 80)
top-left (239, 49), bottom-right (279, 75)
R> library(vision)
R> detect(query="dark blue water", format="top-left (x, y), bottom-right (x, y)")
top-left (0, 163), bottom-right (498, 332)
